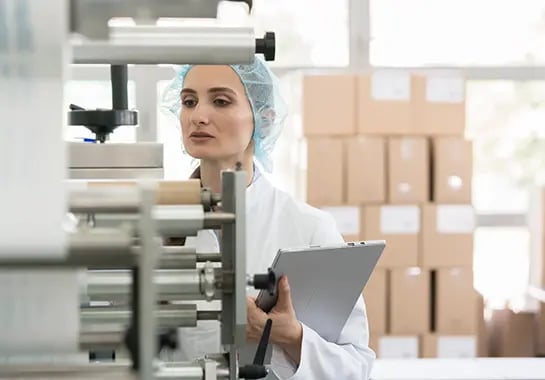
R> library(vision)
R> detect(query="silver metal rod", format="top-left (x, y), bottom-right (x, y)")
top-left (69, 189), bottom-right (140, 214)
top-left (159, 253), bottom-right (196, 269)
top-left (89, 205), bottom-right (205, 237)
top-left (203, 212), bottom-right (235, 228)
top-left (0, 229), bottom-right (134, 268)
top-left (197, 310), bottom-right (221, 321)
top-left (79, 330), bottom-right (125, 350)
top-left (72, 25), bottom-right (255, 65)
top-left (81, 305), bottom-right (197, 327)
top-left (197, 252), bottom-right (222, 263)
top-left (156, 362), bottom-right (230, 380)
top-left (0, 242), bottom-right (218, 270)
top-left (155, 365), bottom-right (203, 380)
top-left (86, 270), bottom-right (221, 302)
top-left (163, 246), bottom-right (196, 255)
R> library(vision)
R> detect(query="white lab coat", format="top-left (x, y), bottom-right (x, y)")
top-left (179, 172), bottom-right (375, 380)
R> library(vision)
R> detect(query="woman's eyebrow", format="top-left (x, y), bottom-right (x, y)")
top-left (180, 88), bottom-right (196, 95)
top-left (208, 87), bottom-right (236, 96)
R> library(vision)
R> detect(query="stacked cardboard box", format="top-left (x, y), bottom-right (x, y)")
top-left (529, 188), bottom-right (545, 356)
top-left (304, 70), bottom-right (483, 358)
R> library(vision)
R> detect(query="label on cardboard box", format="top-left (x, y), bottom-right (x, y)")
top-left (322, 206), bottom-right (359, 235)
top-left (371, 71), bottom-right (411, 101)
top-left (379, 336), bottom-right (419, 358)
top-left (426, 76), bottom-right (465, 103)
top-left (437, 336), bottom-right (476, 358)
top-left (436, 205), bottom-right (475, 234)
top-left (380, 206), bottom-right (420, 234)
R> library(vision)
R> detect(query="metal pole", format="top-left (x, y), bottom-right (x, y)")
top-left (111, 65), bottom-right (128, 110)
top-left (137, 186), bottom-right (157, 379)
top-left (86, 270), bottom-right (220, 302)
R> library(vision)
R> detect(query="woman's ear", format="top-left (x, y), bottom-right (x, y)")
top-left (261, 108), bottom-right (276, 124)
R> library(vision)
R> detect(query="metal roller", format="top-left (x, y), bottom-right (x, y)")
top-left (85, 208), bottom-right (234, 239)
top-left (72, 25), bottom-right (257, 65)
top-left (86, 269), bottom-right (221, 302)
top-left (85, 179), bottom-right (203, 206)
top-left (81, 304), bottom-right (199, 327)
top-left (69, 188), bottom-right (141, 214)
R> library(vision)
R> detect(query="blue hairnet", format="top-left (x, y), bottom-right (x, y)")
top-left (161, 56), bottom-right (288, 173)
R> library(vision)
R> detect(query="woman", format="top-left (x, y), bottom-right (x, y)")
top-left (163, 56), bottom-right (375, 379)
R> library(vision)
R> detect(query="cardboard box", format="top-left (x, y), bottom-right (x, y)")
top-left (422, 334), bottom-right (477, 358)
top-left (321, 206), bottom-right (360, 242)
top-left (378, 336), bottom-right (420, 358)
top-left (436, 267), bottom-right (478, 334)
top-left (489, 309), bottom-right (536, 357)
top-left (369, 333), bottom-right (379, 354)
top-left (306, 138), bottom-right (344, 206)
top-left (413, 74), bottom-right (465, 136)
top-left (362, 205), bottom-right (420, 268)
top-left (538, 304), bottom-right (545, 355)
top-left (388, 137), bottom-right (430, 204)
top-left (363, 269), bottom-right (387, 334)
top-left (303, 75), bottom-right (356, 136)
top-left (346, 137), bottom-right (386, 204)
top-left (477, 295), bottom-right (489, 357)
top-left (422, 204), bottom-right (475, 267)
top-left (357, 71), bottom-right (414, 135)
top-left (432, 137), bottom-right (473, 203)
top-left (390, 268), bottom-right (430, 334)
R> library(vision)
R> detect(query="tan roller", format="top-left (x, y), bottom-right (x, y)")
top-left (86, 179), bottom-right (202, 205)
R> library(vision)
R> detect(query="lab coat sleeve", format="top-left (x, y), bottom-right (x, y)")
top-left (277, 213), bottom-right (376, 380)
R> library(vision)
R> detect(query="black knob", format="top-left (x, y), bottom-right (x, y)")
top-left (255, 32), bottom-right (275, 61)
top-left (158, 328), bottom-right (178, 352)
top-left (239, 319), bottom-right (273, 379)
top-left (239, 364), bottom-right (268, 379)
top-left (253, 268), bottom-right (277, 295)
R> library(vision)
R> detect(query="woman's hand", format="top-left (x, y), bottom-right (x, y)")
top-left (246, 276), bottom-right (303, 364)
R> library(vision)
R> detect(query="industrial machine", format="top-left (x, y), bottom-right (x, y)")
top-left (0, 0), bottom-right (278, 379)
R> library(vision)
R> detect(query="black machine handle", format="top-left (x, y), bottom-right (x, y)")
top-left (239, 318), bottom-right (273, 379)
top-left (252, 268), bottom-right (277, 295)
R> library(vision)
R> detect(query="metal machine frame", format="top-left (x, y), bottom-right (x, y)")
top-left (0, 0), bottom-right (277, 378)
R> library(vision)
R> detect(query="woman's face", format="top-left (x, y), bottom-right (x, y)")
top-left (180, 65), bottom-right (254, 163)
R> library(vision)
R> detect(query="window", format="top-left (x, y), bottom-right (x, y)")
top-left (370, 0), bottom-right (545, 66)
top-left (64, 81), bottom-right (137, 143)
top-left (467, 81), bottom-right (545, 213)
top-left (217, 0), bottom-right (349, 67)
top-left (474, 227), bottom-right (530, 308)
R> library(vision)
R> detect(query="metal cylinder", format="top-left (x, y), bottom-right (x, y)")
top-left (110, 65), bottom-right (128, 110)
top-left (79, 329), bottom-right (125, 350)
top-left (197, 310), bottom-right (221, 321)
top-left (86, 270), bottom-right (220, 302)
top-left (197, 252), bottom-right (221, 263)
top-left (81, 304), bottom-right (197, 327)
top-left (73, 25), bottom-right (255, 65)
top-left (156, 362), bottom-right (230, 380)
top-left (159, 252), bottom-right (196, 270)
top-left (203, 212), bottom-right (235, 228)
top-left (89, 205), bottom-right (206, 237)
top-left (154, 205), bottom-right (204, 237)
top-left (155, 365), bottom-right (203, 380)
top-left (69, 188), bottom-right (140, 214)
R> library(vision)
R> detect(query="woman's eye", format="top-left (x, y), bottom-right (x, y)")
top-left (182, 98), bottom-right (196, 107)
top-left (214, 98), bottom-right (230, 107)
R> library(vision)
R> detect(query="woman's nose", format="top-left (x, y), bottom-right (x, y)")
top-left (190, 103), bottom-right (210, 126)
